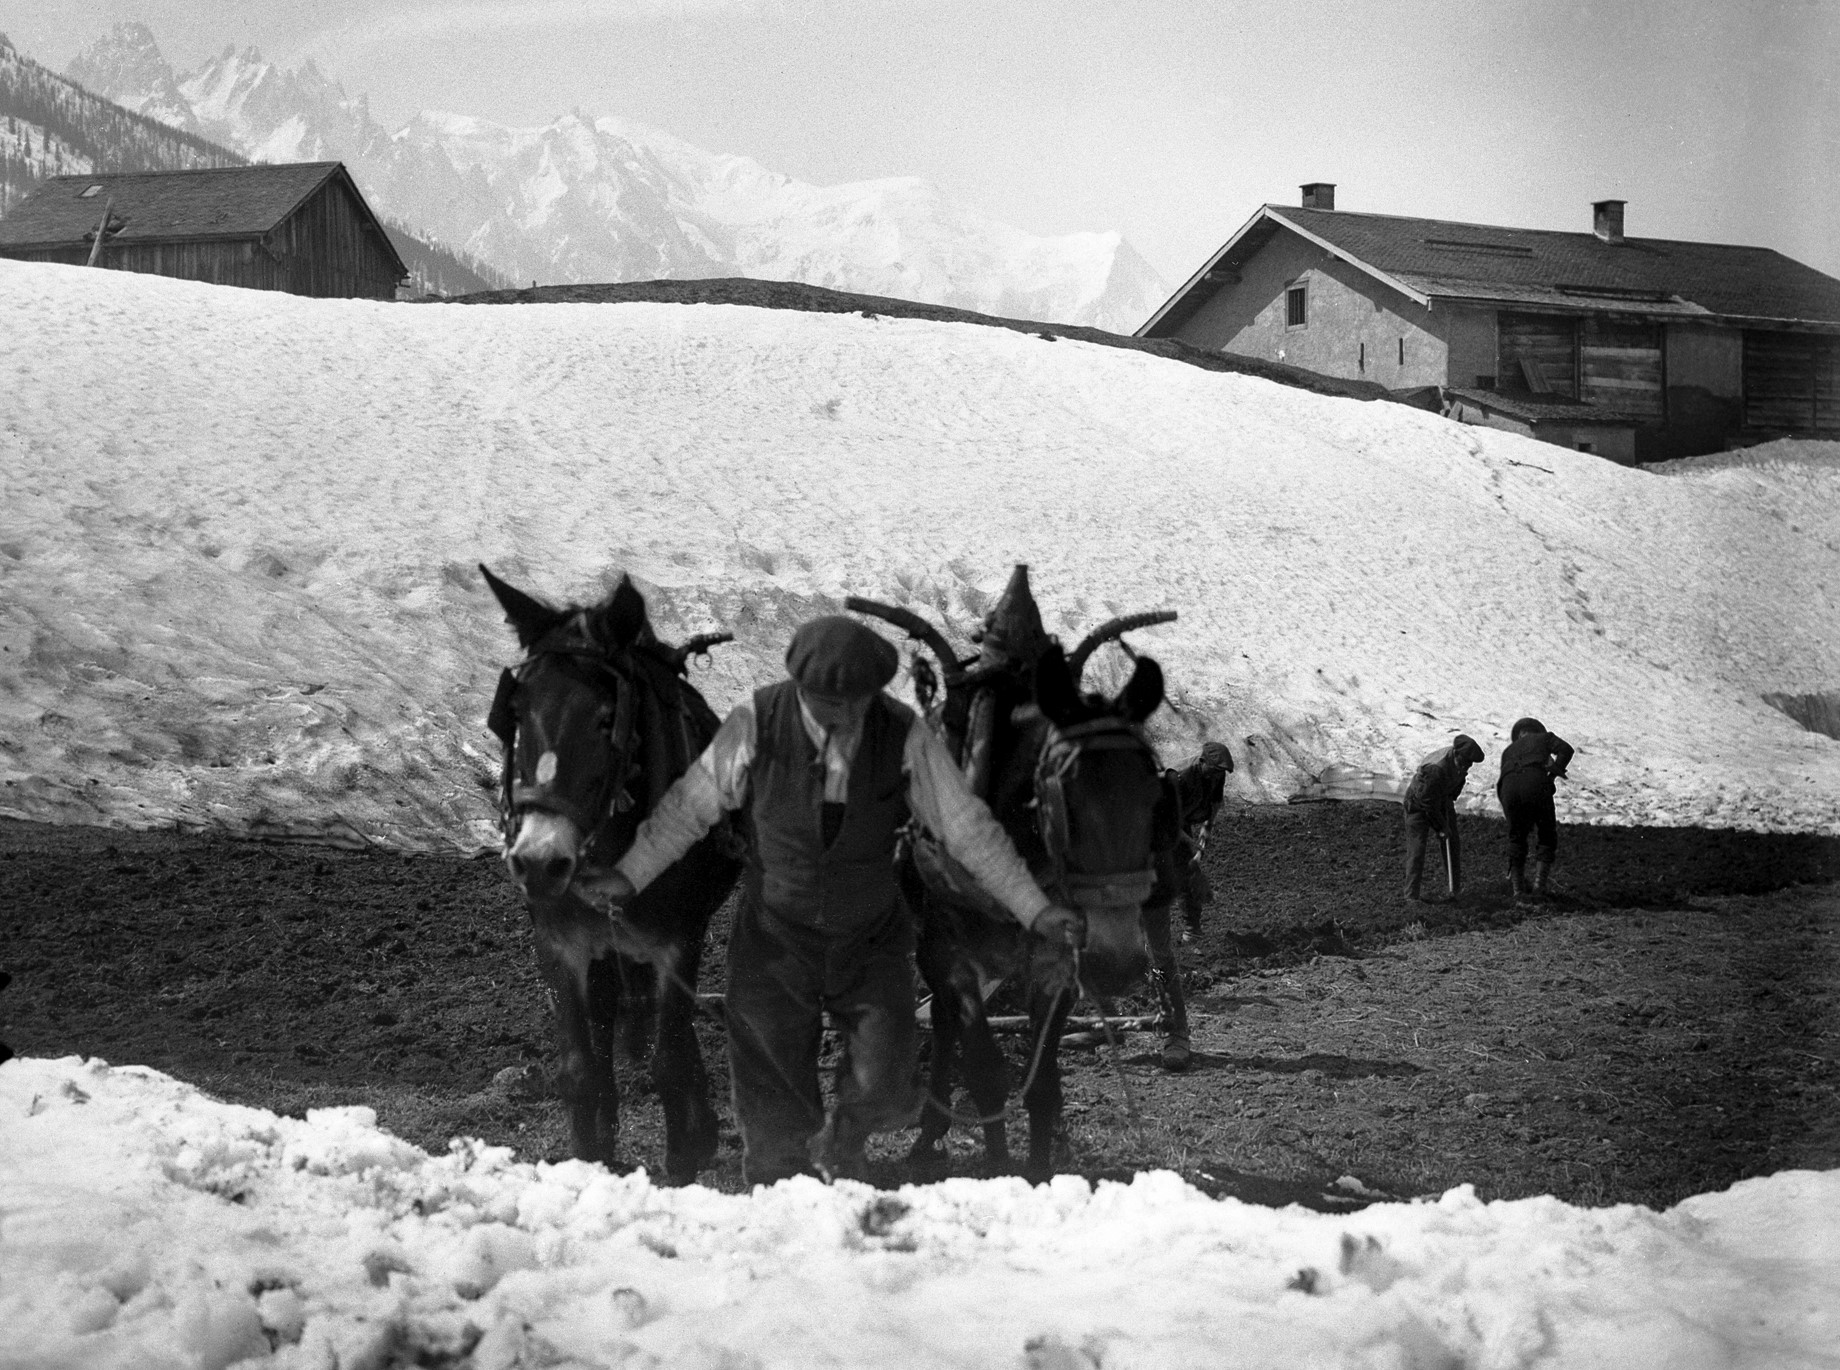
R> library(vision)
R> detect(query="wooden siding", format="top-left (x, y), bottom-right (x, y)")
top-left (0, 172), bottom-right (400, 299)
top-left (1581, 316), bottom-right (1664, 418)
top-left (1744, 331), bottom-right (1840, 433)
top-left (268, 175), bottom-right (401, 299)
top-left (1498, 312), bottom-right (1577, 397)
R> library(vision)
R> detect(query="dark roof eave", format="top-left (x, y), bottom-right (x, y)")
top-left (0, 231), bottom-right (269, 250)
top-left (1425, 289), bottom-right (1840, 331)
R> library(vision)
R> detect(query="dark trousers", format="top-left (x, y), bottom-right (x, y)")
top-left (1403, 803), bottom-right (1460, 896)
top-left (725, 893), bottom-right (919, 1186)
top-left (1499, 773), bottom-right (1558, 864)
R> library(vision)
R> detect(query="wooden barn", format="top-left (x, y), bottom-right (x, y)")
top-left (0, 162), bottom-right (407, 300)
top-left (1139, 185), bottom-right (1840, 462)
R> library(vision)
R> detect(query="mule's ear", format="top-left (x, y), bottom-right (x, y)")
top-left (1118, 655), bottom-right (1165, 724)
top-left (480, 564), bottom-right (567, 649)
top-left (1033, 641), bottom-right (1081, 726)
top-left (593, 574), bottom-right (649, 647)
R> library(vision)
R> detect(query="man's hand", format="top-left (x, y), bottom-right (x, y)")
top-left (577, 869), bottom-right (636, 918)
top-left (1031, 904), bottom-right (1086, 948)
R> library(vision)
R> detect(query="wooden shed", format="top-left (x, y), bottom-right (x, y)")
top-left (0, 162), bottom-right (407, 299)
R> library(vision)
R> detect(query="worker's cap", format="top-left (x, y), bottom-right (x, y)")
top-left (1199, 741), bottom-right (1235, 772)
top-left (1452, 734), bottom-right (1485, 765)
top-left (786, 616), bottom-right (899, 699)
top-left (1510, 717), bottom-right (1545, 740)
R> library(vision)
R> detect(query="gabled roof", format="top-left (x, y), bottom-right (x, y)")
top-left (1140, 204), bottom-right (1840, 337)
top-left (0, 163), bottom-right (405, 274)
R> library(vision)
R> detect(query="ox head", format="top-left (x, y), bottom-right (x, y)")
top-left (1028, 640), bottom-right (1168, 994)
top-left (482, 565), bottom-right (649, 904)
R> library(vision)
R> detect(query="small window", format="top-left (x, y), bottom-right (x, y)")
top-left (1286, 285), bottom-right (1307, 328)
top-left (1398, 337), bottom-right (1405, 365)
top-left (80, 184), bottom-right (103, 198)
top-left (1358, 342), bottom-right (1366, 373)
top-left (1577, 441), bottom-right (1595, 454)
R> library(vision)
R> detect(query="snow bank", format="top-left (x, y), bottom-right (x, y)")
top-left (2, 258), bottom-right (1837, 849)
top-left (2, 1056), bottom-right (1835, 1370)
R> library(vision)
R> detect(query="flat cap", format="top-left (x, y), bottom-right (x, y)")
top-left (786, 616), bottom-right (899, 698)
top-left (1452, 734), bottom-right (1485, 765)
top-left (1199, 741), bottom-right (1235, 772)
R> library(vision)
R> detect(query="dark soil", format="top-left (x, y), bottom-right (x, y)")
top-left (3, 805), bottom-right (1836, 1211)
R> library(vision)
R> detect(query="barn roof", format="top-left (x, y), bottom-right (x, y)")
top-left (1141, 204), bottom-right (1840, 337)
top-left (0, 162), bottom-right (405, 273)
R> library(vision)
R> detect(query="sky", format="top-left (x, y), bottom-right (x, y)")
top-left (2, 0), bottom-right (1836, 285)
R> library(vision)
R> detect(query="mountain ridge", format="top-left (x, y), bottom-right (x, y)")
top-left (0, 31), bottom-right (513, 297)
top-left (66, 21), bottom-right (1168, 331)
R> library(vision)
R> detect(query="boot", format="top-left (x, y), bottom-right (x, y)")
top-left (1160, 1034), bottom-right (1192, 1073)
top-left (1508, 857), bottom-right (1529, 898)
top-left (1531, 859), bottom-right (1552, 896)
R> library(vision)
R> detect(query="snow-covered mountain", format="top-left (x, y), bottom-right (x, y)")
top-left (69, 23), bottom-right (1168, 331)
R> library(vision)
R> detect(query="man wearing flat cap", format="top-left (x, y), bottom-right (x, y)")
top-left (1402, 733), bottom-right (1485, 901)
top-left (592, 614), bottom-right (1082, 1186)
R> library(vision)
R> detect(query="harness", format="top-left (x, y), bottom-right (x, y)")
top-left (1032, 716), bottom-right (1161, 911)
top-left (488, 634), bottom-right (641, 868)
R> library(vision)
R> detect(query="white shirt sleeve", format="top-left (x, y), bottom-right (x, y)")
top-left (903, 721), bottom-right (1053, 928)
top-left (615, 699), bottom-right (757, 893)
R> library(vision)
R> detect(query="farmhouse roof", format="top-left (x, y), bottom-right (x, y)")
top-left (0, 162), bottom-right (405, 272)
top-left (1443, 386), bottom-right (1647, 427)
top-left (1140, 204), bottom-right (1840, 337)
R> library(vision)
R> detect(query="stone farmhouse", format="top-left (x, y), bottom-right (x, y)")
top-left (1138, 184), bottom-right (1840, 462)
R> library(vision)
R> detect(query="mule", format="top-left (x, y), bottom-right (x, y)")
top-left (481, 565), bottom-right (742, 1183)
top-left (850, 575), bottom-right (1184, 1183)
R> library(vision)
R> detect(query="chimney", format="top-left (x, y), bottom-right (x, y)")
top-left (1300, 182), bottom-right (1336, 211)
top-left (1593, 199), bottom-right (1626, 244)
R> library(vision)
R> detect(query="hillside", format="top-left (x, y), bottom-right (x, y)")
top-left (1, 257), bottom-right (1835, 847)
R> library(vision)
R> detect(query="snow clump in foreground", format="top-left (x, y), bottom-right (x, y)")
top-left (2, 1056), bottom-right (1837, 1369)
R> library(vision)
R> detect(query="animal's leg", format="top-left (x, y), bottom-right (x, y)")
top-left (909, 977), bottom-right (961, 1173)
top-left (958, 1008), bottom-right (1012, 1173)
top-left (540, 944), bottom-right (619, 1166)
top-left (1021, 966), bottom-right (1075, 1185)
top-left (1142, 904), bottom-right (1191, 1073)
top-left (652, 949), bottom-right (719, 1185)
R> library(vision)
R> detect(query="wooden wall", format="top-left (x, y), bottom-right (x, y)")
top-left (269, 177), bottom-right (402, 299)
top-left (0, 176), bottom-right (401, 299)
top-left (1744, 331), bottom-right (1840, 434)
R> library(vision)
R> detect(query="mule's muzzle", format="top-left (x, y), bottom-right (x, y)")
top-left (505, 809), bottom-right (584, 902)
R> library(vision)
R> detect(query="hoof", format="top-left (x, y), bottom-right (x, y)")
top-left (907, 1143), bottom-right (948, 1182)
top-left (1159, 1035), bottom-right (1192, 1073)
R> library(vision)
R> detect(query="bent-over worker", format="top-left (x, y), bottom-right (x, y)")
top-left (1402, 734), bottom-right (1485, 901)
top-left (587, 615), bottom-right (1081, 1187)
top-left (1496, 717), bottom-right (1574, 896)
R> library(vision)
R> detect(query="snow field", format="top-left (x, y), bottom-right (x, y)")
top-left (1, 257), bottom-right (1837, 851)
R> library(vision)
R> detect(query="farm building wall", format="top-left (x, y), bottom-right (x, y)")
top-left (1172, 230), bottom-right (1448, 389)
top-left (0, 175), bottom-right (400, 299)
top-left (1437, 307), bottom-right (1497, 390)
top-left (269, 175), bottom-right (401, 299)
top-left (1650, 323), bottom-right (1742, 460)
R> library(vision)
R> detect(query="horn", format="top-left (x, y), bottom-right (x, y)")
top-left (1067, 610), bottom-right (1177, 680)
top-left (844, 597), bottom-right (965, 683)
top-left (666, 631), bottom-right (733, 673)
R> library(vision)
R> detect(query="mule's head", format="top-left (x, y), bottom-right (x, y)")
top-left (1024, 642), bottom-right (1169, 993)
top-left (482, 565), bottom-right (650, 904)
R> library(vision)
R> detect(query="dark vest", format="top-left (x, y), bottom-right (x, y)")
top-left (748, 680), bottom-right (913, 928)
